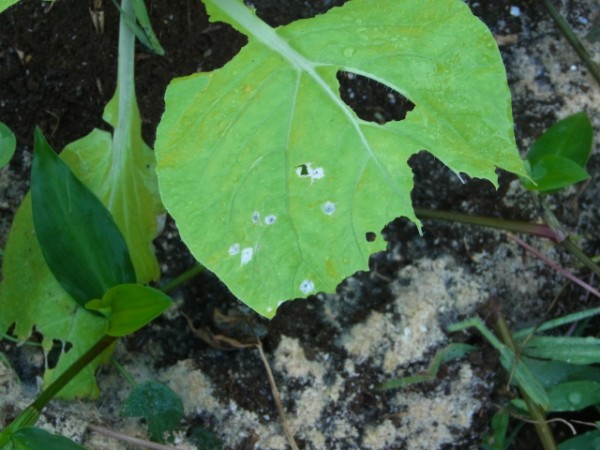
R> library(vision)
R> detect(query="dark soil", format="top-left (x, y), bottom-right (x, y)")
top-left (1, 1), bottom-right (599, 449)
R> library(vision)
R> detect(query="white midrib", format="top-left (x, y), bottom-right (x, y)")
top-left (211, 0), bottom-right (379, 164)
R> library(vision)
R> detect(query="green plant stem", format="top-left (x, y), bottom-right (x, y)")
top-left (495, 315), bottom-right (557, 450)
top-left (160, 264), bottom-right (205, 293)
top-left (111, 356), bottom-right (137, 388)
top-left (539, 198), bottom-right (600, 279)
top-left (539, 0), bottom-right (600, 87)
top-left (416, 207), bottom-right (600, 286)
top-left (414, 208), bottom-right (559, 241)
top-left (111, 0), bottom-right (136, 182)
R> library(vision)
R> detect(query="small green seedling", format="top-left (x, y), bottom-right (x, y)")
top-left (120, 381), bottom-right (184, 442)
top-left (522, 112), bottom-right (593, 192)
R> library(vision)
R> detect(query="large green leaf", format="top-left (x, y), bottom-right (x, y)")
top-left (0, 0), bottom-right (19, 14)
top-left (155, 0), bottom-right (525, 317)
top-left (0, 99), bottom-right (161, 398)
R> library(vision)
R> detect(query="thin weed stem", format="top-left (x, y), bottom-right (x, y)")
top-left (509, 234), bottom-right (600, 299)
top-left (539, 0), bottom-right (600, 87)
top-left (88, 424), bottom-right (179, 450)
top-left (414, 208), bottom-right (559, 240)
top-left (255, 339), bottom-right (300, 450)
top-left (110, 356), bottom-right (137, 388)
top-left (495, 313), bottom-right (557, 450)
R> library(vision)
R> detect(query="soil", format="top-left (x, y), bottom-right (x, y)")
top-left (1, 1), bottom-right (599, 449)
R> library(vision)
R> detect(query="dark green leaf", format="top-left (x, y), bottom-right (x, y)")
top-left (86, 284), bottom-right (171, 337)
top-left (527, 112), bottom-right (593, 167)
top-left (121, 381), bottom-right (183, 442)
top-left (521, 336), bottom-right (600, 365)
top-left (523, 155), bottom-right (590, 192)
top-left (513, 379), bottom-right (600, 416)
top-left (558, 429), bottom-right (600, 450)
top-left (481, 412), bottom-right (509, 450)
top-left (521, 357), bottom-right (600, 389)
top-left (11, 427), bottom-right (86, 450)
top-left (547, 380), bottom-right (600, 412)
top-left (31, 128), bottom-right (136, 307)
top-left (0, 121), bottom-right (16, 168)
top-left (523, 112), bottom-right (593, 192)
top-left (131, 0), bottom-right (165, 55)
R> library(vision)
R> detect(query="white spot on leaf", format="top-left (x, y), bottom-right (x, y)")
top-left (265, 215), bottom-right (277, 225)
top-left (299, 279), bottom-right (315, 295)
top-left (310, 167), bottom-right (324, 179)
top-left (322, 201), bottom-right (336, 215)
top-left (241, 247), bottom-right (253, 265)
top-left (228, 243), bottom-right (240, 256)
top-left (296, 163), bottom-right (324, 181)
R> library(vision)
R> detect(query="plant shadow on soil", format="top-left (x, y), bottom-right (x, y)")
top-left (1, 1), bottom-right (599, 449)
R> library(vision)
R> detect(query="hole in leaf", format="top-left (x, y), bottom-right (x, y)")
top-left (337, 71), bottom-right (415, 124)
top-left (365, 231), bottom-right (376, 242)
top-left (46, 339), bottom-right (72, 369)
top-left (296, 164), bottom-right (309, 176)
